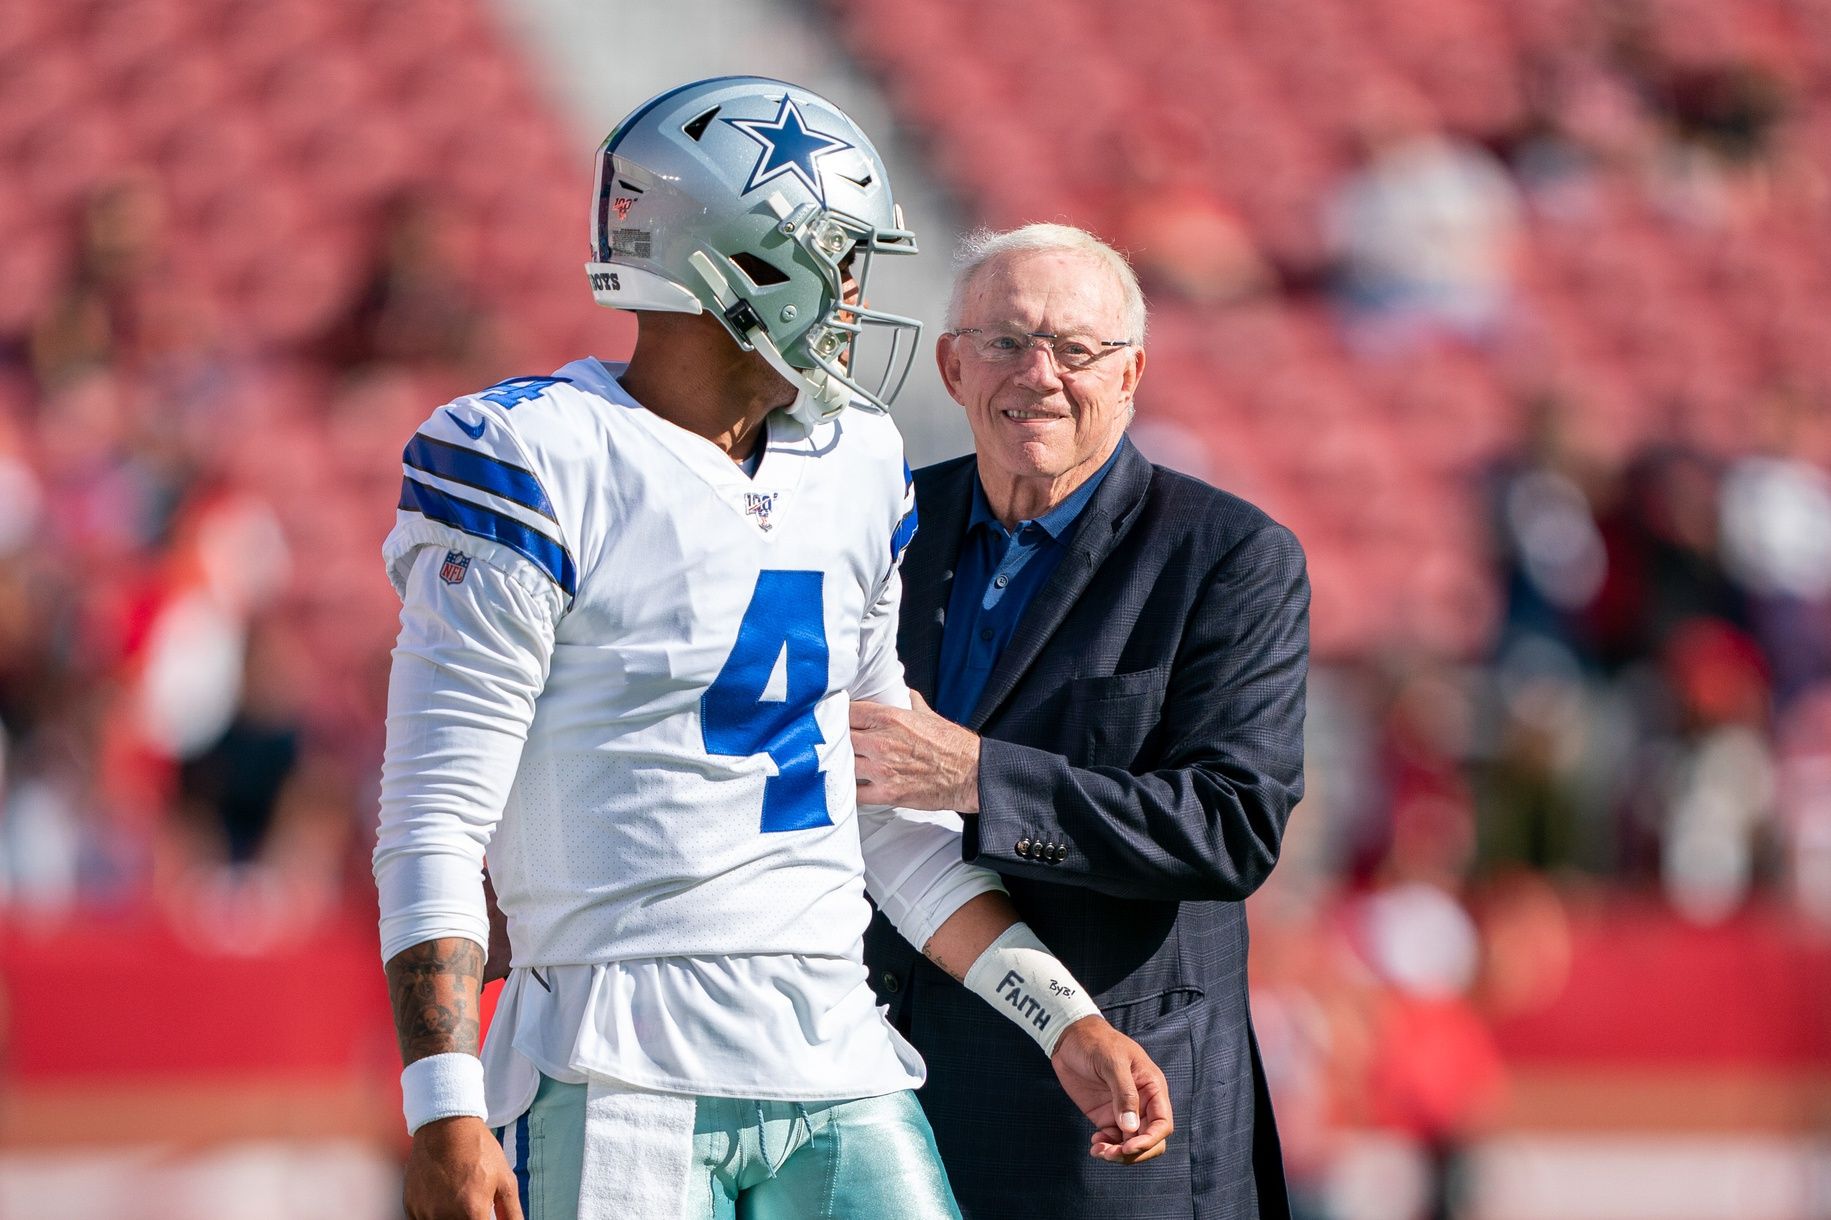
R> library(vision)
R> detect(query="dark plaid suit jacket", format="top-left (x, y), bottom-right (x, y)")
top-left (864, 438), bottom-right (1309, 1220)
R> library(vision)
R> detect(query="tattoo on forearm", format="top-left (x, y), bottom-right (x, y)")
top-left (922, 936), bottom-right (975, 983)
top-left (385, 938), bottom-right (484, 1064)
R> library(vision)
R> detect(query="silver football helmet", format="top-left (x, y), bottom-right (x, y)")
top-left (586, 76), bottom-right (922, 424)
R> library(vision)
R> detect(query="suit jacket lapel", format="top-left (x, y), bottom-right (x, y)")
top-left (967, 441), bottom-right (1152, 731)
top-left (898, 457), bottom-right (977, 702)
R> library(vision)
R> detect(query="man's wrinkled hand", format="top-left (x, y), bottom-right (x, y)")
top-left (850, 690), bottom-right (981, 813)
top-left (404, 1115), bottom-right (523, 1220)
top-left (1049, 1015), bottom-right (1175, 1164)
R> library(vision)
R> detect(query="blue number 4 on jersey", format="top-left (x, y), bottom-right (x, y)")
top-left (702, 571), bottom-right (831, 833)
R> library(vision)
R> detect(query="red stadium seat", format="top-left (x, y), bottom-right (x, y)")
top-left (0, 47), bottom-right (91, 143)
top-left (12, 106), bottom-right (126, 212)
top-left (112, 51), bottom-right (234, 149)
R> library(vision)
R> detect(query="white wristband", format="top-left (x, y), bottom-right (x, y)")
top-left (963, 923), bottom-right (1102, 1056)
top-left (401, 1052), bottom-right (488, 1135)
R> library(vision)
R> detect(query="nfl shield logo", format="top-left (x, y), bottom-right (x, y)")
top-left (613, 196), bottom-right (636, 221)
top-left (440, 550), bottom-right (471, 585)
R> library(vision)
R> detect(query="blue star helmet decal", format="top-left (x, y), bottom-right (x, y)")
top-left (725, 96), bottom-right (853, 206)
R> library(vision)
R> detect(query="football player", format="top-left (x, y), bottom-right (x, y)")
top-left (373, 77), bottom-right (1172, 1220)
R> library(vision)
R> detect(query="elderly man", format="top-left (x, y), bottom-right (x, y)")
top-left (853, 224), bottom-right (1309, 1220)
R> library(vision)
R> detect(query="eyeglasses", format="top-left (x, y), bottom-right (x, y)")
top-left (948, 327), bottom-right (1133, 372)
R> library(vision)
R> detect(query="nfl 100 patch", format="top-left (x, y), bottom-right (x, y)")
top-left (440, 550), bottom-right (472, 585)
top-left (744, 491), bottom-right (780, 531)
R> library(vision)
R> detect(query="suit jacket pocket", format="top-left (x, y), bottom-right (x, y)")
top-left (1103, 989), bottom-right (1205, 1167)
top-left (1069, 664), bottom-right (1173, 701)
top-left (1066, 666), bottom-right (1172, 764)
top-left (1102, 985), bottom-right (1205, 1037)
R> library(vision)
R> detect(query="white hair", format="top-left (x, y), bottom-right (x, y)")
top-left (945, 223), bottom-right (1148, 343)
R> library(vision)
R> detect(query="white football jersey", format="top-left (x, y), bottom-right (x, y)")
top-left (380, 358), bottom-right (926, 968)
top-left (379, 346), bottom-right (981, 945)
top-left (373, 359), bottom-right (1006, 1106)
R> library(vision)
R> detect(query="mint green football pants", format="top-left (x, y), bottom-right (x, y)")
top-left (494, 1074), bottom-right (962, 1219)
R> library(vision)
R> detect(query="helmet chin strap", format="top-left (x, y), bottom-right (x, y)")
top-left (758, 342), bottom-right (850, 425)
top-left (686, 250), bottom-right (850, 426)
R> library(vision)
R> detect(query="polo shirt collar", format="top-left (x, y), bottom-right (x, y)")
top-left (968, 440), bottom-right (1127, 541)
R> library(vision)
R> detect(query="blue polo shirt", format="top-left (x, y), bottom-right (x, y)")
top-left (932, 444), bottom-right (1125, 725)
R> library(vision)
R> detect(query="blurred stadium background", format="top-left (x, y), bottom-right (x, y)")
top-left (1, 0), bottom-right (1828, 1216)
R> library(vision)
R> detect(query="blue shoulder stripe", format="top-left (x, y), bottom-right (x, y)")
top-left (891, 503), bottom-right (918, 562)
top-left (403, 434), bottom-right (556, 520)
top-left (399, 477), bottom-right (577, 597)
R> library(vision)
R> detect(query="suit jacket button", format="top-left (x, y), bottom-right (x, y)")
top-left (1052, 845), bottom-right (1067, 862)
top-left (881, 972), bottom-right (900, 994)
top-left (1017, 838), bottom-right (1031, 856)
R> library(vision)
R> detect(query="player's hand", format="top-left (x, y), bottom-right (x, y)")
top-left (850, 691), bottom-right (981, 813)
top-left (1049, 1015), bottom-right (1175, 1164)
top-left (403, 1115), bottom-right (523, 1220)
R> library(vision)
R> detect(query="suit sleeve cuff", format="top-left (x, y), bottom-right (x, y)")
top-left (964, 738), bottom-right (1075, 872)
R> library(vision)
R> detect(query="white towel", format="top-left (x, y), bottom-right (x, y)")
top-left (577, 1077), bottom-right (697, 1219)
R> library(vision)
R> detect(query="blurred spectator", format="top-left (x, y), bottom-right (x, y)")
top-left (1477, 639), bottom-right (1598, 876)
top-left (1485, 397), bottom-right (1612, 663)
top-left (1327, 87), bottom-right (1523, 354)
top-left (1363, 659), bottom-right (1479, 885)
top-left (1775, 687), bottom-right (1831, 927)
top-left (1638, 53), bottom-right (1793, 224)
top-left (0, 724), bottom-right (83, 911)
top-left (162, 615), bottom-right (357, 949)
top-left (172, 616), bottom-right (307, 863)
top-left (0, 676), bottom-right (138, 914)
top-left (1248, 893), bottom-right (1359, 1220)
top-left (1509, 63), bottom-right (1662, 217)
top-left (1719, 394), bottom-right (1831, 707)
top-left (29, 177), bottom-right (177, 389)
top-left (315, 194), bottom-right (496, 374)
top-left (1657, 63), bottom-right (1788, 169)
top-left (1587, 446), bottom-right (1749, 672)
top-left (130, 485), bottom-right (290, 763)
top-left (1645, 619), bottom-right (1777, 921)
top-left (33, 368), bottom-right (183, 563)
top-left (1355, 882), bottom-right (1508, 1220)
top-left (1467, 871), bottom-right (1574, 1022)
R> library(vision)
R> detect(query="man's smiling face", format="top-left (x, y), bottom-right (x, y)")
top-left (939, 248), bottom-right (1144, 501)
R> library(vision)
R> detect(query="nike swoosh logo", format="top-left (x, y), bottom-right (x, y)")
top-left (446, 410), bottom-right (487, 440)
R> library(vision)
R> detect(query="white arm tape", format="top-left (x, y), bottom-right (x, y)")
top-left (963, 923), bottom-right (1102, 1057)
top-left (401, 1052), bottom-right (488, 1135)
